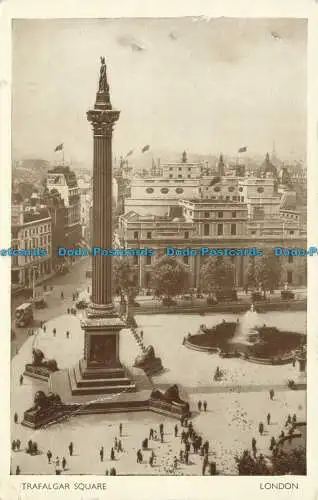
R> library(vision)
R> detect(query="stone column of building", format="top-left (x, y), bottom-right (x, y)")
top-left (70, 58), bottom-right (135, 394)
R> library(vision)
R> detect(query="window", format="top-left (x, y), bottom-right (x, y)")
top-left (287, 270), bottom-right (293, 284)
top-left (251, 230), bottom-right (256, 235)
top-left (214, 186), bottom-right (220, 192)
top-left (257, 187), bottom-right (264, 193)
top-left (231, 224), bottom-right (236, 235)
top-left (218, 211), bottom-right (223, 218)
top-left (146, 187), bottom-right (154, 193)
top-left (183, 255), bottom-right (189, 264)
top-left (169, 174), bottom-right (173, 178)
top-left (204, 224), bottom-right (210, 236)
top-left (217, 223), bottom-right (223, 236)
top-left (146, 255), bottom-right (152, 265)
top-left (161, 188), bottom-right (169, 194)
top-left (188, 167), bottom-right (191, 171)
top-left (178, 167), bottom-right (182, 171)
top-left (288, 255), bottom-right (293, 263)
top-left (175, 187), bottom-right (184, 194)
top-left (24, 230), bottom-right (28, 237)
top-left (169, 167), bottom-right (173, 171)
top-left (289, 230), bottom-right (294, 235)
top-left (185, 231), bottom-right (189, 239)
top-left (147, 231), bottom-right (152, 239)
top-left (187, 175), bottom-right (191, 178)
top-left (239, 187), bottom-right (243, 192)
top-left (226, 196), bottom-right (230, 201)
top-left (228, 187), bottom-right (234, 192)
top-left (232, 196), bottom-right (237, 201)
top-left (204, 212), bottom-right (210, 218)
top-left (241, 196), bottom-right (244, 202)
top-left (232, 211), bottom-right (236, 218)
top-left (133, 255), bottom-right (138, 265)
top-left (134, 231), bottom-right (139, 239)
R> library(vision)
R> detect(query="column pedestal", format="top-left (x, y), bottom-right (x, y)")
top-left (70, 315), bottom-right (136, 395)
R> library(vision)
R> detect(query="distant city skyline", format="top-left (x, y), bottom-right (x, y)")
top-left (12, 18), bottom-right (307, 164)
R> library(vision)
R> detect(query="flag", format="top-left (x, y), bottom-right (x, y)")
top-left (238, 146), bottom-right (247, 153)
top-left (141, 144), bottom-right (150, 153)
top-left (126, 150), bottom-right (133, 157)
top-left (54, 143), bottom-right (63, 152)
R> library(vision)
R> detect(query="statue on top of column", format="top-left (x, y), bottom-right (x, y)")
top-left (99, 56), bottom-right (109, 93)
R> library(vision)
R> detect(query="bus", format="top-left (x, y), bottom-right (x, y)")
top-left (15, 302), bottom-right (33, 327)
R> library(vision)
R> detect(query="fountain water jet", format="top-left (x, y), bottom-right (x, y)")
top-left (231, 304), bottom-right (263, 345)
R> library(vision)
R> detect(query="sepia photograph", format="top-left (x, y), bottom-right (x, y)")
top-left (9, 16), bottom-right (307, 477)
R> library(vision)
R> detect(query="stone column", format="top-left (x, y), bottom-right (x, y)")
top-left (87, 89), bottom-right (120, 316)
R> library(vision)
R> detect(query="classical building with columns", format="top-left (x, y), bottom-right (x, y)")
top-left (118, 167), bottom-right (307, 289)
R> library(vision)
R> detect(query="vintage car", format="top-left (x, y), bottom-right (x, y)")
top-left (281, 290), bottom-right (295, 300)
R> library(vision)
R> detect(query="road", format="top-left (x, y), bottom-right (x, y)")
top-left (11, 257), bottom-right (91, 358)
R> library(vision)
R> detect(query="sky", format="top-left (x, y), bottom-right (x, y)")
top-left (12, 18), bottom-right (307, 164)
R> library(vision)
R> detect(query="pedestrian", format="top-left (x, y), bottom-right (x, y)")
top-left (140, 330), bottom-right (143, 339)
top-left (209, 461), bottom-right (216, 475)
top-left (285, 414), bottom-right (292, 427)
top-left (99, 446), bottom-right (104, 462)
top-left (198, 400), bottom-right (202, 412)
top-left (149, 428), bottom-right (154, 440)
top-left (258, 422), bottom-right (264, 435)
top-left (203, 400), bottom-right (207, 412)
top-left (14, 412), bottom-right (18, 424)
top-left (159, 423), bottom-right (164, 435)
top-left (136, 449), bottom-right (142, 463)
top-left (62, 457), bottom-right (66, 470)
top-left (68, 442), bottom-right (73, 456)
top-left (67, 308), bottom-right (70, 315)
top-left (53, 328), bottom-right (56, 337)
top-left (15, 438), bottom-right (21, 451)
top-left (110, 467), bottom-right (116, 476)
top-left (202, 454), bottom-right (209, 475)
top-left (43, 324), bottom-right (46, 333)
top-left (16, 466), bottom-right (21, 475)
top-left (252, 437), bottom-right (256, 451)
top-left (269, 437), bottom-right (276, 451)
top-left (174, 424), bottom-right (178, 437)
top-left (19, 375), bottom-right (23, 385)
top-left (118, 440), bottom-right (123, 452)
top-left (61, 291), bottom-right (64, 300)
top-left (114, 437), bottom-right (118, 450)
top-left (160, 431), bottom-right (164, 443)
top-left (269, 389), bottom-right (274, 400)
top-left (184, 449), bottom-right (189, 464)
top-left (47, 450), bottom-right (52, 463)
top-left (12, 440), bottom-right (16, 451)
top-left (267, 413), bottom-right (271, 425)
top-left (55, 456), bottom-right (60, 468)
top-left (292, 357), bottom-right (296, 367)
top-left (110, 447), bottom-right (115, 460)
top-left (181, 430), bottom-right (185, 443)
top-left (119, 423), bottom-right (123, 436)
top-left (292, 413), bottom-right (297, 424)
top-left (105, 469), bottom-right (109, 475)
top-left (66, 330), bottom-right (70, 339)
top-left (173, 456), bottom-right (178, 469)
top-left (179, 449), bottom-right (184, 462)
top-left (149, 454), bottom-right (154, 467)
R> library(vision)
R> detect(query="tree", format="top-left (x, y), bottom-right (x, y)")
top-left (113, 257), bottom-right (139, 302)
top-left (235, 450), bottom-right (270, 475)
top-left (247, 255), bottom-right (281, 297)
top-left (150, 257), bottom-right (189, 299)
top-left (200, 257), bottom-right (235, 295)
top-left (271, 446), bottom-right (306, 475)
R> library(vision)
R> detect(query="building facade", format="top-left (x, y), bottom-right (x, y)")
top-left (46, 165), bottom-right (82, 246)
top-left (11, 203), bottom-right (52, 286)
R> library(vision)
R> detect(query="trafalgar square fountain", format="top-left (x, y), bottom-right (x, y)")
top-left (184, 304), bottom-right (306, 369)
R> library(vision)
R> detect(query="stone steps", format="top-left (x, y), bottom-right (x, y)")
top-left (69, 365), bottom-right (136, 395)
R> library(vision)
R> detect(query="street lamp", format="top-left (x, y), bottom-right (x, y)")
top-left (32, 265), bottom-right (38, 304)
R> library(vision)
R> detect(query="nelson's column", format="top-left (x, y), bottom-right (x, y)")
top-left (70, 57), bottom-right (135, 394)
